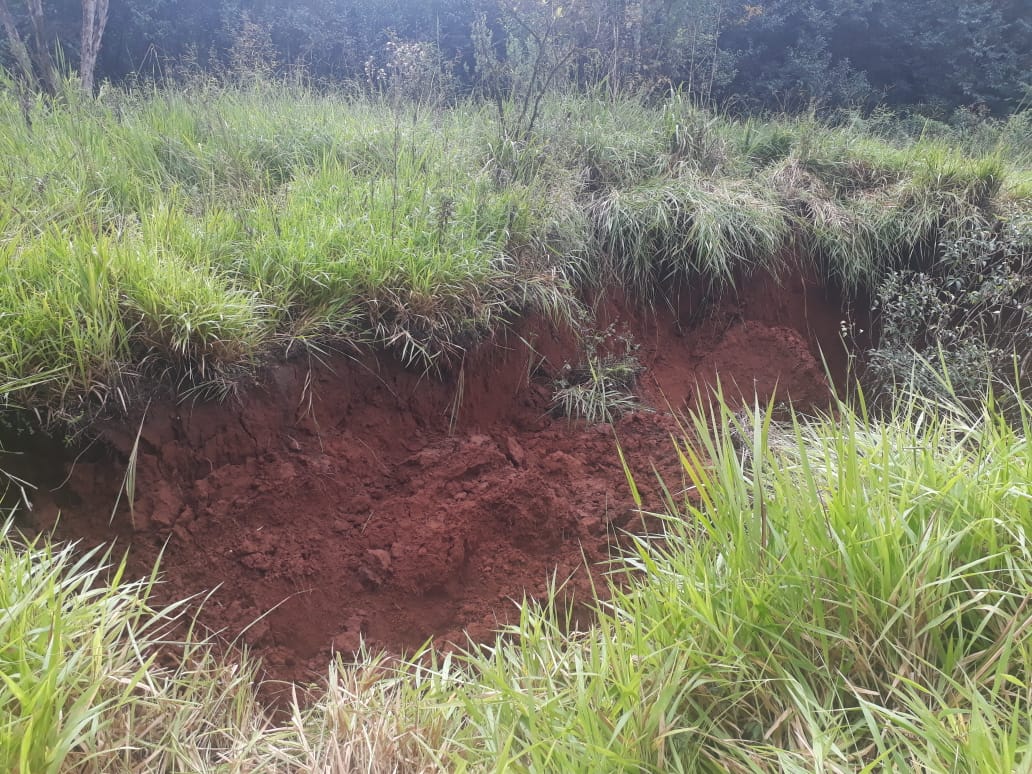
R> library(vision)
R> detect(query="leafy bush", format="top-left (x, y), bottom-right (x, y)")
top-left (867, 217), bottom-right (1032, 402)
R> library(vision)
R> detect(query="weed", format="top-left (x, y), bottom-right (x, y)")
top-left (552, 322), bottom-right (643, 423)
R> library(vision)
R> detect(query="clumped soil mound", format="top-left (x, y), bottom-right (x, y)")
top-left (18, 269), bottom-right (853, 684)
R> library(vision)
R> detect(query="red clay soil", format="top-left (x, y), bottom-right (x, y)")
top-left (15, 268), bottom-right (859, 686)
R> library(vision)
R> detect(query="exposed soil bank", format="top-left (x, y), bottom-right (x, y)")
top-left (11, 268), bottom-right (858, 684)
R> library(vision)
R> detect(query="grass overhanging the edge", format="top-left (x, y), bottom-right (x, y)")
top-left (0, 80), bottom-right (1028, 427)
top-left (4, 387), bottom-right (1032, 771)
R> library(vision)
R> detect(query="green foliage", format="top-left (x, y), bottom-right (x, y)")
top-left (472, 0), bottom-right (586, 161)
top-left (0, 524), bottom-right (278, 771)
top-left (0, 84), bottom-right (1019, 428)
top-left (3, 0), bottom-right (1030, 116)
top-left (0, 85), bottom-right (576, 422)
top-left (4, 389), bottom-right (1032, 769)
top-left (0, 519), bottom-right (450, 772)
top-left (771, 132), bottom-right (1007, 290)
top-left (868, 217), bottom-right (1032, 403)
top-left (592, 174), bottom-right (790, 296)
top-left (0, 525), bottom-right (166, 773)
top-left (722, 0), bottom-right (1031, 114)
top-left (423, 390), bottom-right (1032, 770)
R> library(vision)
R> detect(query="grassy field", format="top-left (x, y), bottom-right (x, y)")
top-left (1, 82), bottom-right (1028, 426)
top-left (2, 81), bottom-right (1032, 771)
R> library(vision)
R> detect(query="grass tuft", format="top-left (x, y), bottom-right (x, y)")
top-left (592, 174), bottom-right (791, 297)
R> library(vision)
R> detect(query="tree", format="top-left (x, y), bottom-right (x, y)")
top-left (718, 0), bottom-right (1031, 114)
top-left (0, 0), bottom-right (60, 94)
top-left (473, 0), bottom-right (581, 144)
top-left (80, 0), bottom-right (109, 92)
top-left (2, 0), bottom-right (1025, 113)
top-left (0, 0), bottom-right (38, 87)
top-left (25, 0), bottom-right (59, 92)
top-left (0, 0), bottom-right (113, 94)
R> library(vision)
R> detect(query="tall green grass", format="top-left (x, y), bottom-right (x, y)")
top-left (425, 388), bottom-right (1032, 771)
top-left (772, 133), bottom-right (1006, 289)
top-left (0, 526), bottom-right (277, 773)
top-left (592, 175), bottom-right (791, 297)
top-left (0, 81), bottom-right (1023, 425)
top-left (0, 519), bottom-right (458, 772)
top-left (0, 84), bottom-right (580, 420)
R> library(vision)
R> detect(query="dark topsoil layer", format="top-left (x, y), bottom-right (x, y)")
top-left (7, 268), bottom-right (861, 685)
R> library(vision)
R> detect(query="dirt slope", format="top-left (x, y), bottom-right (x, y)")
top-left (13, 268), bottom-right (856, 685)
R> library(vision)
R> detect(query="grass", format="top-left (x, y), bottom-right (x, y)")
top-left (0, 518), bottom-right (455, 772)
top-left (2, 76), bottom-right (1030, 770)
top-left (591, 174), bottom-right (791, 298)
top-left (0, 80), bottom-right (1027, 427)
top-left (551, 353), bottom-right (643, 423)
top-left (0, 527), bottom-right (203, 773)
top-left (0, 83), bottom-right (579, 423)
top-left (3, 387), bottom-right (1032, 770)
top-left (418, 387), bottom-right (1032, 771)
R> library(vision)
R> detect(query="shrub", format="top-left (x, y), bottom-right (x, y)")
top-left (867, 217), bottom-right (1032, 402)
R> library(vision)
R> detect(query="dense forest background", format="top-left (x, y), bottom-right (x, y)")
top-left (0, 1), bottom-right (1030, 115)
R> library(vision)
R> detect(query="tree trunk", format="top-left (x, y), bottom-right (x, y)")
top-left (25, 0), bottom-right (59, 94)
top-left (0, 0), bottom-right (39, 88)
top-left (80, 0), bottom-right (109, 94)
